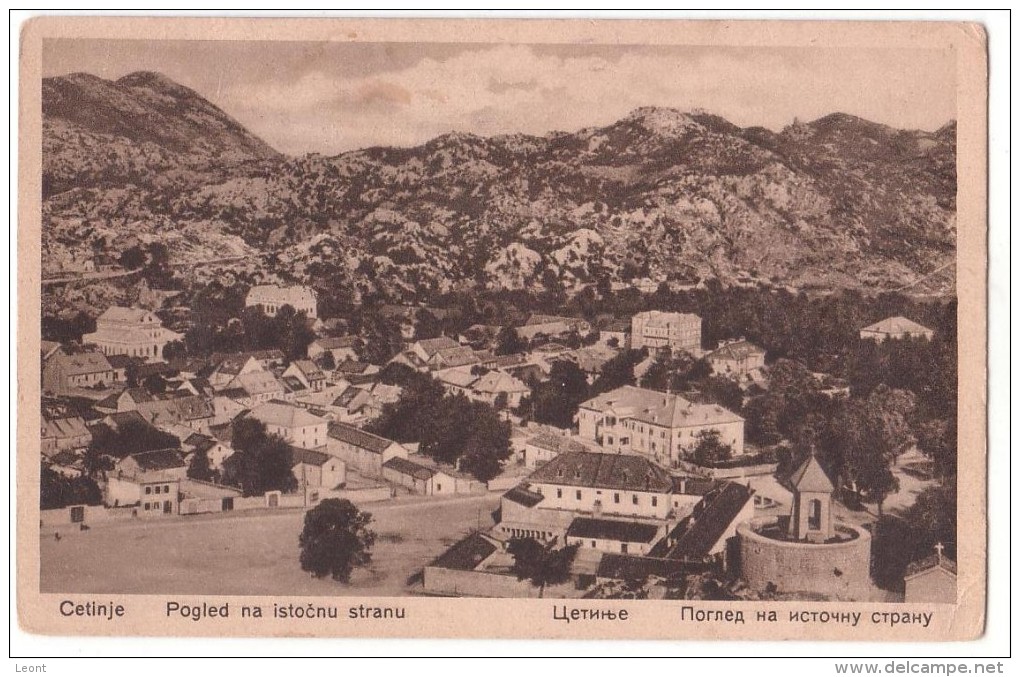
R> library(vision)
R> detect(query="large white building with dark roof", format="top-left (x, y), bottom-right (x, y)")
top-left (245, 285), bottom-right (318, 319)
top-left (83, 306), bottom-right (183, 362)
top-left (577, 385), bottom-right (745, 466)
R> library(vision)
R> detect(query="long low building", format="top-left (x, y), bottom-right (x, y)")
top-left (326, 422), bottom-right (407, 479)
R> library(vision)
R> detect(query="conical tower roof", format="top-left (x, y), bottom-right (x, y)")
top-left (788, 454), bottom-right (834, 493)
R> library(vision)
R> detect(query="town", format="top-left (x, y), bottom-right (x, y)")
top-left (40, 273), bottom-right (958, 603)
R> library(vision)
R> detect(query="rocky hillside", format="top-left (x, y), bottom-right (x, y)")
top-left (41, 72), bottom-right (956, 301)
top-left (42, 71), bottom-right (280, 196)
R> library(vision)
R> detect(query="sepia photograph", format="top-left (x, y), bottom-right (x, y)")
top-left (15, 15), bottom-right (991, 643)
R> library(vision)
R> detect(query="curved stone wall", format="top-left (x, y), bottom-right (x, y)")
top-left (737, 521), bottom-right (872, 600)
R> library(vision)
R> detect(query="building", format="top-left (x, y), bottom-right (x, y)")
top-left (516, 315), bottom-right (591, 343)
top-left (860, 316), bottom-right (935, 343)
top-left (598, 319), bottom-right (631, 348)
top-left (83, 306), bottom-right (184, 362)
top-left (290, 447), bottom-right (346, 490)
top-left (381, 456), bottom-right (479, 495)
top-left (325, 422), bottom-right (407, 479)
top-left (105, 449), bottom-right (187, 516)
top-left (245, 284), bottom-right (318, 319)
top-left (41, 415), bottom-right (92, 457)
top-left (209, 350), bottom-right (284, 388)
top-left (307, 336), bottom-right (359, 364)
top-left (248, 402), bottom-right (328, 450)
top-left (904, 546), bottom-right (957, 604)
top-left (737, 455), bottom-right (872, 600)
top-left (564, 517), bottom-right (664, 556)
top-left (497, 451), bottom-right (725, 550)
top-left (436, 367), bottom-right (530, 409)
top-left (630, 311), bottom-right (701, 353)
top-left (223, 371), bottom-right (287, 406)
top-left (283, 360), bottom-right (327, 392)
top-left (706, 339), bottom-right (766, 377)
top-left (41, 352), bottom-right (116, 395)
top-left (577, 385), bottom-right (745, 465)
top-left (521, 432), bottom-right (596, 469)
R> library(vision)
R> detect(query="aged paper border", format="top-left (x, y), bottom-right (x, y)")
top-left (16, 16), bottom-right (988, 641)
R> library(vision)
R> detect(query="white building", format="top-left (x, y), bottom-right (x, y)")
top-left (247, 401), bottom-right (328, 450)
top-left (83, 307), bottom-right (183, 362)
top-left (577, 385), bottom-right (745, 466)
top-left (706, 339), bottom-right (766, 378)
top-left (630, 310), bottom-right (701, 353)
top-left (860, 316), bottom-right (934, 343)
top-left (245, 285), bottom-right (318, 319)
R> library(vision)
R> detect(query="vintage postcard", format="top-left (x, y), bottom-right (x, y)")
top-left (17, 16), bottom-right (988, 641)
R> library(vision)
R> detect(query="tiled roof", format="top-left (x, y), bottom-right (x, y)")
top-left (632, 310), bottom-right (700, 328)
top-left (106, 354), bottom-right (133, 369)
top-left (502, 485), bottom-right (545, 508)
top-left (292, 360), bottom-right (325, 380)
top-left (708, 340), bottom-right (765, 361)
top-left (567, 517), bottom-right (661, 543)
top-left (666, 482), bottom-right (753, 560)
top-left (429, 532), bottom-right (498, 571)
top-left (383, 456), bottom-right (435, 480)
top-left (580, 385), bottom-right (743, 429)
top-left (51, 352), bottom-right (113, 376)
top-left (787, 455), bottom-right (834, 493)
top-left (431, 345), bottom-right (479, 368)
top-left (528, 451), bottom-right (674, 493)
top-left (414, 336), bottom-right (459, 357)
top-left (473, 370), bottom-right (529, 394)
top-left (97, 306), bottom-right (155, 323)
top-left (596, 554), bottom-right (688, 581)
top-left (525, 432), bottom-right (592, 454)
top-left (126, 448), bottom-right (186, 471)
top-left (904, 554), bottom-right (957, 579)
top-left (249, 401), bottom-right (326, 429)
top-left (327, 422), bottom-right (397, 454)
top-left (314, 336), bottom-right (358, 350)
top-left (862, 316), bottom-right (933, 335)
top-left (233, 371), bottom-right (284, 396)
top-left (290, 446), bottom-right (333, 467)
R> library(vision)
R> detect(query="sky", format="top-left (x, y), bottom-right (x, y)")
top-left (42, 39), bottom-right (957, 156)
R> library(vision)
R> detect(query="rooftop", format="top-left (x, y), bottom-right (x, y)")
top-left (665, 482), bottom-right (753, 560)
top-left (50, 352), bottom-right (113, 376)
top-left (904, 553), bottom-right (957, 579)
top-left (580, 385), bottom-right (743, 428)
top-left (862, 316), bottom-right (934, 335)
top-left (327, 422), bottom-right (398, 454)
top-left (124, 448), bottom-right (186, 472)
top-left (567, 517), bottom-right (661, 543)
top-left (502, 485), bottom-right (545, 508)
top-left (429, 532), bottom-right (498, 571)
top-left (708, 340), bottom-right (765, 361)
top-left (290, 446), bottom-right (333, 467)
top-left (249, 401), bottom-right (326, 429)
top-left (528, 451), bottom-right (674, 493)
top-left (383, 456), bottom-right (435, 480)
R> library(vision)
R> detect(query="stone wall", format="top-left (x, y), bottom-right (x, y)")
top-left (737, 520), bottom-right (872, 601)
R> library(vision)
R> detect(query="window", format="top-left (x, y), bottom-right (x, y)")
top-left (607, 436), bottom-right (614, 445)
top-left (591, 540), bottom-right (596, 548)
top-left (576, 490), bottom-right (582, 501)
top-left (436, 484), bottom-right (442, 492)
top-left (808, 499), bottom-right (822, 530)
top-left (621, 543), bottom-right (629, 554)
top-left (153, 486), bottom-right (160, 495)
top-left (652, 496), bottom-right (658, 507)
top-left (164, 485), bottom-right (170, 493)
top-left (632, 495), bottom-right (638, 505)
top-left (143, 503), bottom-right (150, 511)
top-left (145, 487), bottom-right (152, 495)
top-left (614, 493), bottom-right (620, 504)
top-left (556, 489), bottom-right (562, 498)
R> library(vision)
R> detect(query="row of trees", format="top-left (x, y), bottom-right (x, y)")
top-left (366, 365), bottom-right (512, 482)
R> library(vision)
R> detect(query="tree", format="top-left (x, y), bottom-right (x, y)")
top-left (162, 340), bottom-right (187, 363)
top-left (118, 245), bottom-right (146, 270)
top-left (40, 464), bottom-right (102, 510)
top-left (458, 413), bottom-right (512, 482)
top-left (299, 499), bottom-right (377, 583)
top-left (532, 361), bottom-right (589, 428)
top-left (187, 445), bottom-right (218, 483)
top-left (495, 326), bottom-right (525, 356)
top-left (690, 429), bottom-right (734, 466)
top-left (507, 537), bottom-right (579, 598)
top-left (317, 350), bottom-right (336, 371)
top-left (590, 349), bottom-right (644, 396)
top-left (224, 418), bottom-right (297, 496)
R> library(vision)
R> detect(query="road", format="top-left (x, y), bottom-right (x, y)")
top-left (40, 492), bottom-right (501, 597)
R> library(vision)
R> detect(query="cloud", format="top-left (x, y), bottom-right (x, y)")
top-left (216, 43), bottom-right (955, 155)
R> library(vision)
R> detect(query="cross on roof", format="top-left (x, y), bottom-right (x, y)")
top-left (935, 542), bottom-right (945, 560)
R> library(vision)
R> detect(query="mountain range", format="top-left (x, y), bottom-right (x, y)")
top-left (41, 70), bottom-right (957, 302)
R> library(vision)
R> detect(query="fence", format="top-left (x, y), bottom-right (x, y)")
top-left (422, 566), bottom-right (539, 598)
